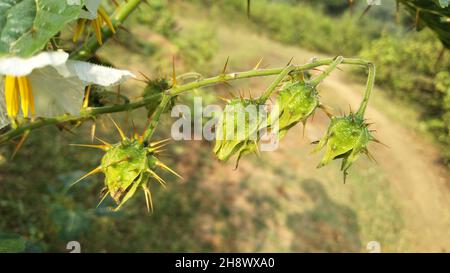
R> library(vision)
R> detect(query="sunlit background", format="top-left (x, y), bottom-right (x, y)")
top-left (0, 0), bottom-right (449, 252)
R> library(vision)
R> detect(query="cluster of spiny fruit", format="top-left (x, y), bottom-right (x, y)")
top-left (214, 71), bottom-right (378, 182)
top-left (73, 70), bottom-right (377, 212)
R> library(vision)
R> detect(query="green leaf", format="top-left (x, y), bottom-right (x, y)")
top-left (0, 233), bottom-right (27, 253)
top-left (399, 0), bottom-right (450, 49)
top-left (439, 0), bottom-right (449, 8)
top-left (0, 0), bottom-right (84, 57)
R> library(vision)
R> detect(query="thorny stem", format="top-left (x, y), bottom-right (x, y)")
top-left (143, 93), bottom-right (171, 142)
top-left (0, 58), bottom-right (375, 144)
top-left (258, 64), bottom-right (296, 103)
top-left (70, 0), bottom-right (144, 60)
top-left (310, 56), bottom-right (344, 87)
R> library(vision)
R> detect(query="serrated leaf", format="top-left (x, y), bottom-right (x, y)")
top-left (0, 0), bottom-right (84, 57)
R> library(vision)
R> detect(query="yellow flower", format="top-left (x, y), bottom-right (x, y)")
top-left (4, 76), bottom-right (34, 119)
top-left (73, 3), bottom-right (116, 45)
top-left (0, 51), bottom-right (134, 128)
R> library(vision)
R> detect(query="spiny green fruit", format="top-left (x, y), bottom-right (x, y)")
top-left (276, 81), bottom-right (320, 139)
top-left (71, 120), bottom-right (181, 212)
top-left (214, 97), bottom-right (267, 164)
top-left (101, 139), bottom-right (154, 207)
top-left (314, 113), bottom-right (375, 181)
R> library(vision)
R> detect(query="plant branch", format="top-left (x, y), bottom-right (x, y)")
top-left (143, 93), bottom-right (171, 142)
top-left (356, 62), bottom-right (376, 118)
top-left (310, 56), bottom-right (344, 87)
top-left (258, 64), bottom-right (296, 103)
top-left (0, 58), bottom-right (374, 144)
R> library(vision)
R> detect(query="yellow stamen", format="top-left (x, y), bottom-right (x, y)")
top-left (26, 77), bottom-right (35, 116)
top-left (17, 77), bottom-right (30, 117)
top-left (98, 7), bottom-right (116, 33)
top-left (4, 76), bottom-right (34, 119)
top-left (4, 76), bottom-right (18, 118)
top-left (83, 85), bottom-right (91, 108)
top-left (73, 5), bottom-right (116, 44)
top-left (92, 17), bottom-right (103, 45)
top-left (73, 18), bottom-right (87, 42)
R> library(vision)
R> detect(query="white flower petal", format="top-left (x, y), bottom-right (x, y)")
top-left (29, 67), bottom-right (86, 117)
top-left (79, 10), bottom-right (97, 20)
top-left (0, 77), bottom-right (10, 129)
top-left (79, 0), bottom-right (102, 19)
top-left (61, 60), bottom-right (135, 87)
top-left (0, 51), bottom-right (69, 77)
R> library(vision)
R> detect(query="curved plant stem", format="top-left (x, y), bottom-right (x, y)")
top-left (0, 58), bottom-right (374, 144)
top-left (356, 62), bottom-right (376, 118)
top-left (143, 93), bottom-right (171, 142)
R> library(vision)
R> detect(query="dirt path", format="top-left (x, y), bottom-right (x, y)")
top-left (322, 73), bottom-right (450, 251)
top-left (104, 7), bottom-right (450, 251)
top-left (174, 14), bottom-right (450, 251)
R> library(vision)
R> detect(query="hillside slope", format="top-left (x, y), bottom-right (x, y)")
top-left (174, 8), bottom-right (450, 252)
top-left (97, 4), bottom-right (450, 252)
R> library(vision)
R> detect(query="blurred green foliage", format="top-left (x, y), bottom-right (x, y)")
top-left (361, 30), bottom-right (450, 166)
top-left (199, 0), bottom-right (450, 166)
top-left (173, 25), bottom-right (218, 70)
top-left (0, 0), bottom-right (448, 252)
top-left (130, 0), bottom-right (218, 71)
top-left (216, 0), bottom-right (384, 56)
top-left (135, 0), bottom-right (177, 38)
top-left (399, 0), bottom-right (450, 49)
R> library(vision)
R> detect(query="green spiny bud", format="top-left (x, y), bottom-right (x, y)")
top-left (214, 97), bottom-right (267, 164)
top-left (101, 139), bottom-right (152, 206)
top-left (72, 123), bottom-right (180, 212)
top-left (314, 113), bottom-right (375, 180)
top-left (276, 82), bottom-right (320, 139)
